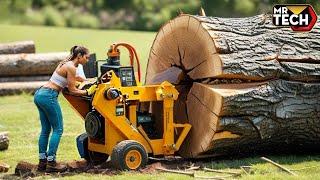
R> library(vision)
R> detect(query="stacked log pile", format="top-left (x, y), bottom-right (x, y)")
top-left (145, 14), bottom-right (320, 157)
top-left (0, 41), bottom-right (68, 96)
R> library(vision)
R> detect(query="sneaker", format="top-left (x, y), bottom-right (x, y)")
top-left (37, 159), bottom-right (47, 172)
top-left (46, 161), bottom-right (67, 173)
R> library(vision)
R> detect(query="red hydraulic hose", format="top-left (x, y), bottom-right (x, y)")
top-left (114, 43), bottom-right (141, 82)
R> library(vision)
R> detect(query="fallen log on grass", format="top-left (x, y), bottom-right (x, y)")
top-left (0, 132), bottom-right (9, 151)
top-left (0, 52), bottom-right (69, 76)
top-left (0, 75), bottom-right (51, 83)
top-left (145, 14), bottom-right (320, 157)
top-left (0, 41), bottom-right (35, 54)
top-left (184, 80), bottom-right (320, 157)
top-left (0, 81), bottom-right (46, 96)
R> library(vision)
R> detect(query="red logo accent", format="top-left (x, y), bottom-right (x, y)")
top-left (273, 4), bottom-right (318, 32)
top-left (291, 6), bottom-right (318, 31)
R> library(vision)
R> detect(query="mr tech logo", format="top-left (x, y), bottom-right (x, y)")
top-left (273, 4), bottom-right (318, 31)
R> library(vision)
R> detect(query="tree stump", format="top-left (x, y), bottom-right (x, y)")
top-left (145, 14), bottom-right (320, 157)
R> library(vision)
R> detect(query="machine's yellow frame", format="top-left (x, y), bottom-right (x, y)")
top-left (89, 71), bottom-right (191, 156)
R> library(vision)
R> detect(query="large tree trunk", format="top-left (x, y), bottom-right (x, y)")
top-left (146, 14), bottom-right (320, 83)
top-left (0, 41), bottom-right (35, 54)
top-left (184, 80), bottom-right (320, 157)
top-left (0, 52), bottom-right (68, 76)
top-left (0, 132), bottom-right (9, 151)
top-left (145, 14), bottom-right (320, 157)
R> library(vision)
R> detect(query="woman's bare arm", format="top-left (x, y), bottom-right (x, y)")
top-left (66, 65), bottom-right (87, 96)
top-left (75, 76), bottom-right (86, 82)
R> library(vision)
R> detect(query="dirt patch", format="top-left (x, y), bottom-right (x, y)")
top-left (10, 157), bottom-right (202, 179)
top-left (0, 161), bottom-right (10, 173)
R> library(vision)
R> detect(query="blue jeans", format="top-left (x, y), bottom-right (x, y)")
top-left (34, 87), bottom-right (63, 161)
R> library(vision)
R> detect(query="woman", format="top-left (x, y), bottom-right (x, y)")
top-left (34, 46), bottom-right (97, 172)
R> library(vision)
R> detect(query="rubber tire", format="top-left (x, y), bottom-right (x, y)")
top-left (111, 140), bottom-right (148, 170)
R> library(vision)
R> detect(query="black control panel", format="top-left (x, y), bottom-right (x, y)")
top-left (119, 67), bottom-right (136, 87)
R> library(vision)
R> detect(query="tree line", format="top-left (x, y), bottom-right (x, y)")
top-left (0, 0), bottom-right (318, 31)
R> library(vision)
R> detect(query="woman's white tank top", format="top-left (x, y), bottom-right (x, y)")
top-left (49, 71), bottom-right (68, 88)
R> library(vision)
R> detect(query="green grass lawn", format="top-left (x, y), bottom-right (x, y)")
top-left (0, 25), bottom-right (320, 179)
top-left (0, 24), bottom-right (156, 76)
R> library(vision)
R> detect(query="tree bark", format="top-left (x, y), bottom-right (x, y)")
top-left (0, 52), bottom-right (69, 76)
top-left (0, 132), bottom-right (9, 151)
top-left (0, 41), bottom-right (35, 54)
top-left (145, 14), bottom-right (320, 157)
top-left (181, 80), bottom-right (320, 157)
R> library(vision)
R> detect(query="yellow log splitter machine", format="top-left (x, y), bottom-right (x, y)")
top-left (63, 43), bottom-right (191, 170)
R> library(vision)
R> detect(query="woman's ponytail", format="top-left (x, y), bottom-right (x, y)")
top-left (67, 46), bottom-right (78, 61)
top-left (61, 45), bottom-right (89, 64)
top-left (70, 46), bottom-right (78, 54)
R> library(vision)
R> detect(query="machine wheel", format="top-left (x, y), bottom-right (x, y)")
top-left (111, 140), bottom-right (148, 170)
top-left (85, 150), bottom-right (109, 164)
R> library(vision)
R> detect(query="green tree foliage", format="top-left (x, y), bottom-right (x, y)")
top-left (23, 9), bottom-right (45, 25)
top-left (0, 0), bottom-right (319, 31)
top-left (42, 6), bottom-right (66, 26)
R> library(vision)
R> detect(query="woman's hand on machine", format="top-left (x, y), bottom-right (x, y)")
top-left (86, 84), bottom-right (98, 95)
top-left (75, 81), bottom-right (82, 88)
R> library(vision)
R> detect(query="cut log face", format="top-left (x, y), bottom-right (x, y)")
top-left (145, 14), bottom-right (320, 157)
top-left (0, 52), bottom-right (68, 76)
top-left (149, 66), bottom-right (184, 85)
top-left (0, 41), bottom-right (35, 54)
top-left (146, 14), bottom-right (320, 82)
